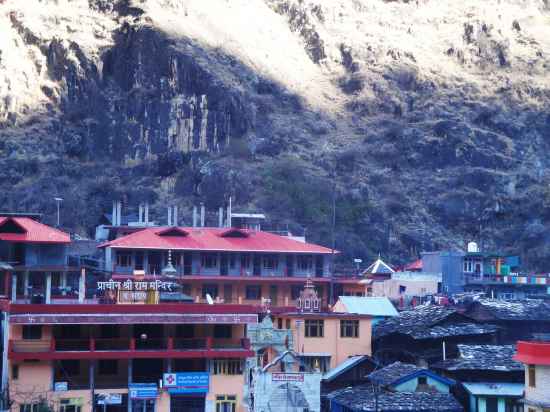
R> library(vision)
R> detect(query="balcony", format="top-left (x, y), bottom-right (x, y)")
top-left (9, 337), bottom-right (253, 361)
top-left (465, 273), bottom-right (550, 286)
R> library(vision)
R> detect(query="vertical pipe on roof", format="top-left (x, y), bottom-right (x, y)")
top-left (139, 204), bottom-right (143, 224)
top-left (174, 206), bottom-right (178, 227)
top-left (145, 202), bottom-right (149, 225)
top-left (218, 207), bottom-right (223, 228)
top-left (168, 207), bottom-right (172, 226)
top-left (193, 206), bottom-right (198, 227)
top-left (227, 196), bottom-right (232, 228)
top-left (117, 201), bottom-right (122, 226)
top-left (112, 201), bottom-right (117, 226)
top-left (200, 203), bottom-right (205, 227)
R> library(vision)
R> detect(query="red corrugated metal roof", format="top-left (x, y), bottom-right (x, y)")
top-left (99, 227), bottom-right (335, 254)
top-left (0, 217), bottom-right (70, 244)
top-left (404, 259), bottom-right (423, 271)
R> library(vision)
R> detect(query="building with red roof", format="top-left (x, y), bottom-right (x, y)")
top-left (97, 225), bottom-right (366, 307)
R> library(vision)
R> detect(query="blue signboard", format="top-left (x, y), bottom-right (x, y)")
top-left (129, 383), bottom-right (158, 399)
top-left (163, 372), bottom-right (209, 394)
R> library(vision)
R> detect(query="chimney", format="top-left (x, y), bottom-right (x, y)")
top-left (117, 201), bottom-right (122, 226)
top-left (200, 203), bottom-right (205, 227)
top-left (192, 206), bottom-right (198, 227)
top-left (139, 204), bottom-right (144, 224)
top-left (168, 207), bottom-right (172, 226)
top-left (173, 205), bottom-right (178, 226)
top-left (112, 201), bottom-right (117, 226)
top-left (144, 202), bottom-right (149, 225)
top-left (218, 207), bottom-right (224, 228)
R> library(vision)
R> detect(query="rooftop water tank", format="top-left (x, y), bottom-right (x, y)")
top-left (467, 241), bottom-right (479, 253)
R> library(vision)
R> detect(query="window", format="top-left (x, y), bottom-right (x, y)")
top-left (201, 253), bottom-right (218, 269)
top-left (240, 254), bottom-right (251, 269)
top-left (214, 325), bottom-right (232, 339)
top-left (19, 404), bottom-right (46, 412)
top-left (59, 399), bottom-right (83, 412)
top-left (60, 405), bottom-right (82, 412)
top-left (12, 365), bottom-right (18, 380)
top-left (340, 320), bottom-right (359, 338)
top-left (291, 285), bottom-right (302, 300)
top-left (202, 284), bottom-right (219, 299)
top-left (135, 251), bottom-right (144, 270)
top-left (212, 359), bottom-right (242, 375)
top-left (300, 356), bottom-right (330, 373)
top-left (418, 376), bottom-right (427, 385)
top-left (277, 318), bottom-right (283, 329)
top-left (305, 320), bottom-right (324, 337)
top-left (245, 285), bottom-right (262, 300)
top-left (22, 325), bottom-right (42, 340)
top-left (116, 252), bottom-right (132, 267)
top-left (528, 364), bottom-right (536, 387)
top-left (98, 360), bottom-right (117, 375)
top-left (263, 254), bottom-right (278, 270)
top-left (286, 319), bottom-right (291, 329)
top-left (229, 254), bottom-right (236, 269)
top-left (297, 255), bottom-right (313, 271)
top-left (216, 395), bottom-right (237, 412)
top-left (60, 360), bottom-right (79, 376)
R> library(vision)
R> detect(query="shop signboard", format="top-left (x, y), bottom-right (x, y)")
top-left (163, 372), bottom-right (209, 394)
top-left (129, 383), bottom-right (158, 399)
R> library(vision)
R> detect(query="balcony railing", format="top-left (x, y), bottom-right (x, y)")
top-left (10, 337), bottom-right (251, 356)
top-left (465, 274), bottom-right (550, 285)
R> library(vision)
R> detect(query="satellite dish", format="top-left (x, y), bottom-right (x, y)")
top-left (206, 294), bottom-right (214, 305)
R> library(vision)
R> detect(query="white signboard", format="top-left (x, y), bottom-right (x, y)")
top-left (271, 373), bottom-right (304, 382)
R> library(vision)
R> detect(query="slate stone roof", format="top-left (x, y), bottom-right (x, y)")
top-left (367, 362), bottom-right (421, 386)
top-left (433, 345), bottom-right (523, 372)
top-left (374, 304), bottom-right (498, 340)
top-left (329, 385), bottom-right (463, 412)
top-left (469, 299), bottom-right (550, 321)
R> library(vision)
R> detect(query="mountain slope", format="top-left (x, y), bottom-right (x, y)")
top-left (1, 0), bottom-right (550, 268)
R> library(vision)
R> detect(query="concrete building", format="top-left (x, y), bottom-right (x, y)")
top-left (1, 214), bottom-right (377, 412)
top-left (514, 339), bottom-right (550, 412)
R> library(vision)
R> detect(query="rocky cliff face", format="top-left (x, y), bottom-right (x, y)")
top-left (1, 0), bottom-right (550, 268)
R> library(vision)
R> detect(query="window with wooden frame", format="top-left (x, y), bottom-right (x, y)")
top-left (116, 251), bottom-right (132, 267)
top-left (528, 364), bottom-right (536, 387)
top-left (297, 255), bottom-right (313, 271)
top-left (212, 359), bottom-right (243, 375)
top-left (215, 395), bottom-right (237, 412)
top-left (340, 320), bottom-right (359, 338)
top-left (201, 253), bottom-right (218, 269)
top-left (245, 285), bottom-right (262, 300)
top-left (263, 254), bottom-right (278, 270)
top-left (304, 319), bottom-right (324, 337)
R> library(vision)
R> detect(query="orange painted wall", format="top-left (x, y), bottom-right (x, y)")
top-left (281, 317), bottom-right (371, 369)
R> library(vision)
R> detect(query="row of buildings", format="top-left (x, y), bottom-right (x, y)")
top-left (0, 211), bottom-right (390, 412)
top-left (1, 209), bottom-right (549, 412)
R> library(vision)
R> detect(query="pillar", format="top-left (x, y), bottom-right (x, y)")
top-left (45, 272), bottom-right (52, 304)
top-left (1, 310), bottom-right (10, 396)
top-left (23, 271), bottom-right (29, 298)
top-left (128, 359), bottom-right (133, 412)
top-left (90, 360), bottom-right (95, 412)
top-left (11, 274), bottom-right (17, 302)
top-left (78, 268), bottom-right (86, 303)
top-left (61, 272), bottom-right (67, 296)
